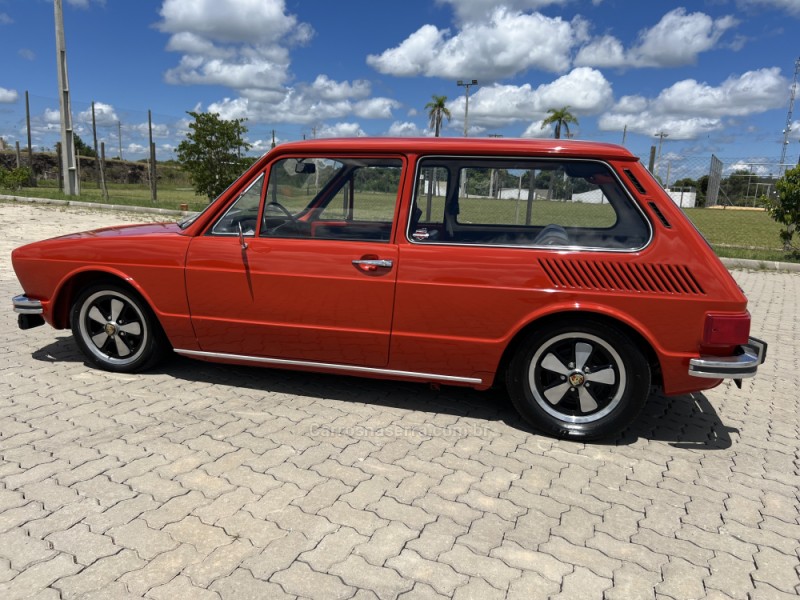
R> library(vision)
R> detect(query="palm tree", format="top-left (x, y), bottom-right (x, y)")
top-left (541, 106), bottom-right (579, 139)
top-left (425, 95), bottom-right (451, 137)
top-left (423, 96), bottom-right (451, 219)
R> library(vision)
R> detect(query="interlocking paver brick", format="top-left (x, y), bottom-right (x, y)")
top-left (54, 549), bottom-right (145, 599)
top-left (0, 554), bottom-right (80, 599)
top-left (242, 531), bottom-right (315, 579)
top-left (209, 566), bottom-right (288, 599)
top-left (147, 574), bottom-right (221, 600)
top-left (108, 518), bottom-right (178, 560)
top-left (119, 543), bottom-right (200, 596)
top-left (46, 523), bottom-right (119, 566)
top-left (490, 540), bottom-right (572, 582)
top-left (330, 555), bottom-right (415, 600)
top-left (163, 515), bottom-right (233, 555)
top-left (752, 547), bottom-right (800, 594)
top-left (551, 565), bottom-right (613, 600)
top-left (539, 535), bottom-right (622, 579)
top-left (272, 561), bottom-right (355, 600)
top-left (656, 557), bottom-right (710, 600)
top-left (2, 205), bottom-right (800, 599)
top-left (215, 511), bottom-right (285, 548)
top-left (439, 543), bottom-right (521, 589)
top-left (0, 528), bottom-right (56, 570)
top-left (606, 563), bottom-right (660, 600)
top-left (354, 521), bottom-right (418, 566)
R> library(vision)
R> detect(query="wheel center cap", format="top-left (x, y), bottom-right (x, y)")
top-left (568, 371), bottom-right (585, 387)
top-left (104, 323), bottom-right (118, 337)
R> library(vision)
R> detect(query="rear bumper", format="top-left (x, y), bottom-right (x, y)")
top-left (688, 337), bottom-right (768, 379)
top-left (13, 294), bottom-right (45, 330)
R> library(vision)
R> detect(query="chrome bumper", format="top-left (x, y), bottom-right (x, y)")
top-left (689, 337), bottom-right (768, 380)
top-left (13, 295), bottom-right (43, 315)
top-left (13, 295), bottom-right (45, 330)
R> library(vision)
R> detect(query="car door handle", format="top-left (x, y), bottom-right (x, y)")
top-left (352, 258), bottom-right (393, 272)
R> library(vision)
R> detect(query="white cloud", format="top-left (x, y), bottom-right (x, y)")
top-left (0, 87), bottom-right (18, 103)
top-left (738, 0), bottom-right (800, 16)
top-left (18, 49), bottom-right (36, 61)
top-left (598, 68), bottom-right (788, 140)
top-left (77, 102), bottom-right (119, 127)
top-left (158, 0), bottom-right (308, 45)
top-left (387, 121), bottom-right (425, 137)
top-left (159, 0), bottom-right (313, 92)
top-left (436, 0), bottom-right (576, 23)
top-left (447, 68), bottom-right (613, 130)
top-left (66, 0), bottom-right (107, 8)
top-left (367, 8), bottom-right (586, 79)
top-left (315, 123), bottom-right (366, 138)
top-left (576, 8), bottom-right (738, 68)
top-left (0, 13), bottom-right (12, 25)
top-left (310, 75), bottom-right (371, 101)
top-left (521, 119), bottom-right (552, 138)
top-left (43, 108), bottom-right (61, 123)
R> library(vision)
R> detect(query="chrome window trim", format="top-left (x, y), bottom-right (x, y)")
top-left (406, 154), bottom-right (654, 253)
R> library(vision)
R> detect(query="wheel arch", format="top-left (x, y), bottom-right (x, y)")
top-left (51, 268), bottom-right (161, 332)
top-left (496, 310), bottom-right (662, 389)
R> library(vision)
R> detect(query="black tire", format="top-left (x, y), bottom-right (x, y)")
top-left (70, 283), bottom-right (166, 373)
top-left (506, 320), bottom-right (650, 440)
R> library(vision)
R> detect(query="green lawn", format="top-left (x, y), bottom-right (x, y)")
top-left (2, 182), bottom-right (796, 263)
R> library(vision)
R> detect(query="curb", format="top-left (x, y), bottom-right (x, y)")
top-left (0, 193), bottom-right (188, 217)
top-left (3, 193), bottom-right (800, 273)
top-left (719, 257), bottom-right (800, 273)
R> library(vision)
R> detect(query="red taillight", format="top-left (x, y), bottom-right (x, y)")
top-left (703, 312), bottom-right (751, 346)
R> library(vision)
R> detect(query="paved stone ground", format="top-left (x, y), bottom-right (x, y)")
top-left (1, 202), bottom-right (798, 600)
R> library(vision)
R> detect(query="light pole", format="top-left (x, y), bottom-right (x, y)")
top-left (654, 131), bottom-right (668, 182)
top-left (457, 79), bottom-right (478, 137)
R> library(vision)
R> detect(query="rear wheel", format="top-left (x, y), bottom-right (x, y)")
top-left (506, 320), bottom-right (650, 440)
top-left (71, 283), bottom-right (166, 373)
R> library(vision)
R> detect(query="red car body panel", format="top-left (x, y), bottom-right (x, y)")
top-left (12, 138), bottom-right (759, 398)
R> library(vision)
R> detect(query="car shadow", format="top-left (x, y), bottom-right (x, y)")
top-left (32, 338), bottom-right (737, 449)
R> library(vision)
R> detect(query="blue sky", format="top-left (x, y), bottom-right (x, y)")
top-left (1, 0), bottom-right (799, 175)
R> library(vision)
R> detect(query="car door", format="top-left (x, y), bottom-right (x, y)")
top-left (184, 156), bottom-right (404, 368)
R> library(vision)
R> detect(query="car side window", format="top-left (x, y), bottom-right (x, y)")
top-left (410, 158), bottom-right (650, 250)
top-left (210, 173), bottom-right (265, 236)
top-left (261, 157), bottom-right (402, 242)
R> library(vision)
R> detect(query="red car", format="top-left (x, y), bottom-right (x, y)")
top-left (11, 138), bottom-right (766, 439)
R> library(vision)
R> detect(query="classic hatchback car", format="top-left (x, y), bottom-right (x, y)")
top-left (12, 138), bottom-right (766, 439)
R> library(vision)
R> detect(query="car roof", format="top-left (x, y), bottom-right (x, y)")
top-left (267, 137), bottom-right (639, 161)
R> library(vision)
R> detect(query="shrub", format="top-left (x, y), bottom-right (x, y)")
top-left (0, 166), bottom-right (32, 191)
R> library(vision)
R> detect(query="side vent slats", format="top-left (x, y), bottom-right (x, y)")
top-left (539, 258), bottom-right (705, 296)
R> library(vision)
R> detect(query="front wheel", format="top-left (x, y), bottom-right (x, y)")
top-left (506, 321), bottom-right (650, 440)
top-left (71, 283), bottom-right (166, 373)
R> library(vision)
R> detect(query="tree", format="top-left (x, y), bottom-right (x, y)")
top-left (176, 111), bottom-right (252, 201)
top-left (425, 95), bottom-right (451, 137)
top-left (761, 164), bottom-right (800, 256)
top-left (423, 96), bottom-right (452, 219)
top-left (541, 106), bottom-right (579, 139)
top-left (73, 134), bottom-right (97, 158)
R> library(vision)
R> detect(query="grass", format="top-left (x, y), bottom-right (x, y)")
top-left (2, 182), bottom-right (797, 263)
top-left (5, 180), bottom-right (209, 212)
top-left (683, 207), bottom-right (795, 263)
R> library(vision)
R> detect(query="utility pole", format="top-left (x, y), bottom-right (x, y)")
top-left (654, 131), bottom-right (669, 182)
top-left (25, 91), bottom-right (35, 186)
top-left (457, 79), bottom-right (478, 137)
top-left (781, 57), bottom-right (800, 174)
top-left (148, 110), bottom-right (157, 202)
top-left (54, 0), bottom-right (79, 195)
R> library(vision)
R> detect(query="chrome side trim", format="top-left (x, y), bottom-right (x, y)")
top-left (13, 295), bottom-right (43, 315)
top-left (688, 337), bottom-right (768, 379)
top-left (175, 348), bottom-right (483, 385)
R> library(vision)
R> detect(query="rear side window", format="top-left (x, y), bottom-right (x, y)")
top-left (410, 158), bottom-right (650, 250)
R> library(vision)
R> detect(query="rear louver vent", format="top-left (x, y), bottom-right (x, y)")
top-left (539, 258), bottom-right (705, 295)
